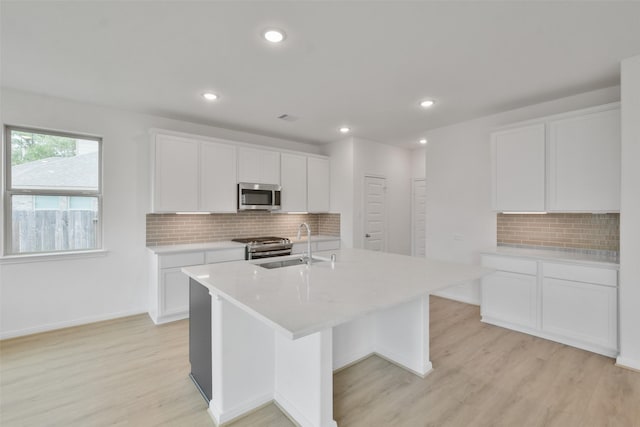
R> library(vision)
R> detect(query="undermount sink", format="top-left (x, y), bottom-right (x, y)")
top-left (256, 256), bottom-right (328, 269)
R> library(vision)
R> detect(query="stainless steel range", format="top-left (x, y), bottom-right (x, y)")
top-left (232, 236), bottom-right (293, 260)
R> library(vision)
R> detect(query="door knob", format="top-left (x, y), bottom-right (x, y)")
top-left (365, 234), bottom-right (371, 238)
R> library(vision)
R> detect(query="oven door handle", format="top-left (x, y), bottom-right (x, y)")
top-left (250, 249), bottom-right (292, 259)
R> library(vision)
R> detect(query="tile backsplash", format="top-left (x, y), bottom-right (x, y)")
top-left (497, 213), bottom-right (619, 252)
top-left (146, 212), bottom-right (340, 246)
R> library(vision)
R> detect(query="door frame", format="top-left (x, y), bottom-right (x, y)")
top-left (362, 174), bottom-right (388, 251)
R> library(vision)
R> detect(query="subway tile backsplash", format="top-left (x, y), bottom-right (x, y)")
top-left (497, 213), bottom-right (619, 252)
top-left (146, 212), bottom-right (340, 246)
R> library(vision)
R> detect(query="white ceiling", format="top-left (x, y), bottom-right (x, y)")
top-left (2, 1), bottom-right (640, 148)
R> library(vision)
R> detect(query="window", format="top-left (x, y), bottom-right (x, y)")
top-left (4, 126), bottom-right (102, 255)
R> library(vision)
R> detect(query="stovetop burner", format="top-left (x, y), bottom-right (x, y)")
top-left (232, 236), bottom-right (291, 246)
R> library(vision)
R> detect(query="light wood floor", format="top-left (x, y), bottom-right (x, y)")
top-left (1, 296), bottom-right (639, 427)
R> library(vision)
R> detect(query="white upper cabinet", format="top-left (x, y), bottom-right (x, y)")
top-left (151, 132), bottom-right (237, 213)
top-left (491, 103), bottom-right (621, 213)
top-left (492, 123), bottom-right (546, 212)
top-left (238, 147), bottom-right (280, 184)
top-left (280, 153), bottom-right (308, 212)
top-left (200, 142), bottom-right (237, 212)
top-left (307, 157), bottom-right (330, 212)
top-left (153, 134), bottom-right (200, 212)
top-left (547, 107), bottom-right (621, 212)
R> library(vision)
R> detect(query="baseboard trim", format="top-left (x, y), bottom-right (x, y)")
top-left (615, 356), bottom-right (640, 372)
top-left (0, 308), bottom-right (148, 340)
top-left (481, 316), bottom-right (618, 358)
top-left (208, 393), bottom-right (273, 426)
top-left (274, 391), bottom-right (338, 427)
top-left (432, 291), bottom-right (480, 306)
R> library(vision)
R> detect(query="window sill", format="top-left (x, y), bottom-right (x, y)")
top-left (0, 249), bottom-right (109, 264)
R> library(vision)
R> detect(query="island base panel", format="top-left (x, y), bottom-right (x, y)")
top-left (189, 278), bottom-right (212, 402)
top-left (209, 295), bottom-right (275, 425)
top-left (274, 328), bottom-right (338, 427)
top-left (333, 296), bottom-right (433, 377)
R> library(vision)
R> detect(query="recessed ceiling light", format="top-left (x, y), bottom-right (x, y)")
top-left (419, 138), bottom-right (428, 145)
top-left (263, 29), bottom-right (286, 43)
top-left (420, 100), bottom-right (435, 108)
top-left (202, 92), bottom-right (218, 101)
top-left (339, 127), bottom-right (351, 134)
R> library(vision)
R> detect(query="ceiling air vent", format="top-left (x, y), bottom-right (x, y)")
top-left (277, 114), bottom-right (298, 122)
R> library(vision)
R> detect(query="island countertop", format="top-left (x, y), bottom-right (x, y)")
top-left (182, 248), bottom-right (492, 339)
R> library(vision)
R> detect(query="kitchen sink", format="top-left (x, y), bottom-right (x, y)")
top-left (256, 256), bottom-right (328, 269)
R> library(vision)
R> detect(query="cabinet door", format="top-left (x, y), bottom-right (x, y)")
top-left (280, 153), bottom-right (307, 212)
top-left (492, 124), bottom-right (546, 212)
top-left (481, 271), bottom-right (537, 329)
top-left (548, 108), bottom-right (621, 212)
top-left (153, 135), bottom-right (199, 212)
top-left (200, 142), bottom-right (237, 212)
top-left (542, 278), bottom-right (617, 350)
top-left (307, 157), bottom-right (330, 212)
top-left (161, 268), bottom-right (190, 317)
top-left (238, 147), bottom-right (280, 184)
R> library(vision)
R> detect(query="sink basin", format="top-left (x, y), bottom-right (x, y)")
top-left (256, 256), bottom-right (328, 269)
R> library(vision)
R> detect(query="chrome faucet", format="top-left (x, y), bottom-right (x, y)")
top-left (297, 222), bottom-right (312, 266)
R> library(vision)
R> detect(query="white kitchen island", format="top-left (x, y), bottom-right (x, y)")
top-left (182, 248), bottom-right (491, 427)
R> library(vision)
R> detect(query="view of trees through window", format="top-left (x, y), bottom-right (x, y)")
top-left (11, 130), bottom-right (78, 166)
top-left (7, 127), bottom-right (101, 254)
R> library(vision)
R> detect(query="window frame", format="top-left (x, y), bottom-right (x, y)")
top-left (3, 125), bottom-right (103, 256)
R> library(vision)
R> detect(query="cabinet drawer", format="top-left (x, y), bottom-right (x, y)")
top-left (159, 252), bottom-right (205, 269)
top-left (482, 255), bottom-right (537, 275)
top-left (316, 240), bottom-right (340, 251)
top-left (205, 248), bottom-right (245, 264)
top-left (543, 262), bottom-right (617, 287)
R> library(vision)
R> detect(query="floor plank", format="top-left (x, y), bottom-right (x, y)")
top-left (1, 296), bottom-right (638, 427)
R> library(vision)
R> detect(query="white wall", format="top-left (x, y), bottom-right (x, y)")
top-left (0, 88), bottom-right (324, 339)
top-left (352, 138), bottom-right (412, 255)
top-left (329, 137), bottom-right (413, 255)
top-left (617, 55), bottom-right (640, 371)
top-left (411, 147), bottom-right (426, 180)
top-left (328, 138), bottom-right (355, 249)
top-left (421, 86), bottom-right (620, 305)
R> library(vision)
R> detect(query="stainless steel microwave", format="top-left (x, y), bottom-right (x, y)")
top-left (237, 183), bottom-right (281, 211)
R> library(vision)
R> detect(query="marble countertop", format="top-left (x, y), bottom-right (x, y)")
top-left (147, 235), bottom-right (340, 255)
top-left (481, 246), bottom-right (619, 268)
top-left (147, 241), bottom-right (246, 255)
top-left (182, 248), bottom-right (492, 340)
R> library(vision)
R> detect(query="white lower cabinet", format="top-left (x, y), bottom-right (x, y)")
top-left (148, 247), bottom-right (244, 324)
top-left (481, 254), bottom-right (619, 357)
top-left (161, 268), bottom-right (191, 318)
top-left (481, 271), bottom-right (537, 330)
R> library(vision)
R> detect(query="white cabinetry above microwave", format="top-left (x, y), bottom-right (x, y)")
top-left (150, 129), bottom-right (330, 213)
top-left (238, 147), bottom-right (280, 185)
top-left (151, 133), bottom-right (237, 213)
top-left (491, 103), bottom-right (621, 213)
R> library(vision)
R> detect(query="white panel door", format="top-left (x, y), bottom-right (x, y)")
top-left (492, 123), bottom-right (546, 212)
top-left (307, 157), bottom-right (330, 212)
top-left (547, 108), bottom-right (621, 212)
top-left (200, 142), bottom-right (237, 212)
top-left (481, 271), bottom-right (538, 329)
top-left (364, 176), bottom-right (386, 251)
top-left (412, 179), bottom-right (426, 257)
top-left (280, 153), bottom-right (307, 212)
top-left (154, 135), bottom-right (199, 212)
